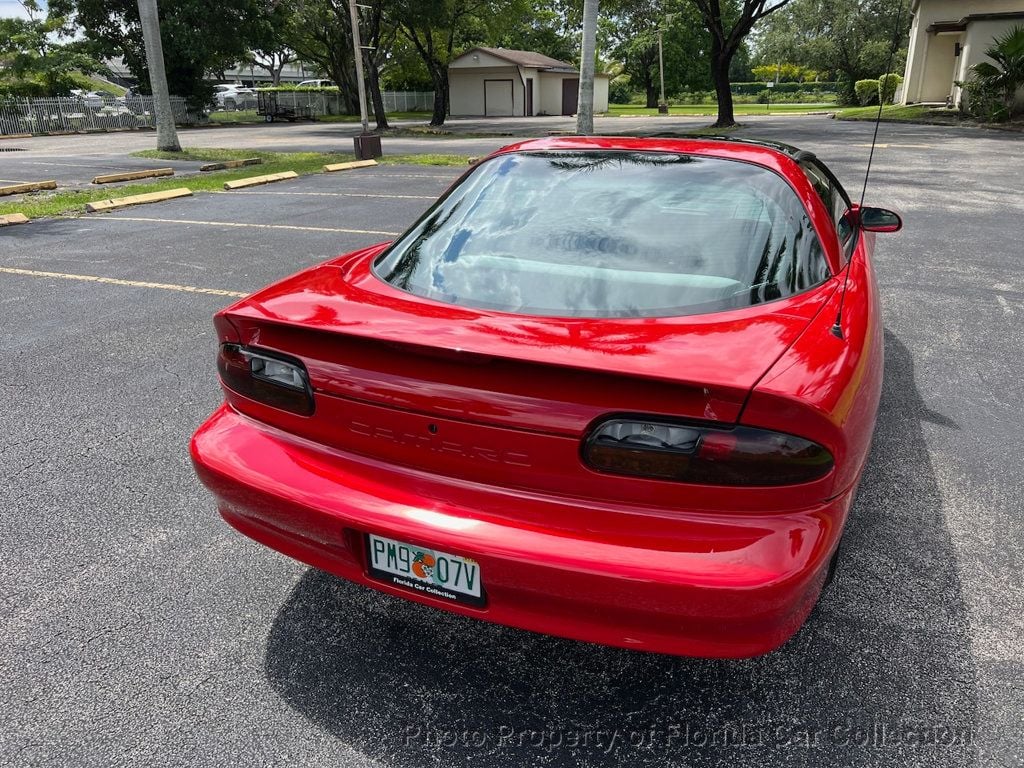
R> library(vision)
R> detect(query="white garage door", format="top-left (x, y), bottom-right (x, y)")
top-left (484, 80), bottom-right (514, 117)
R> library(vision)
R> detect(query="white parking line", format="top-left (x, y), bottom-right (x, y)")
top-left (90, 216), bottom-right (401, 236)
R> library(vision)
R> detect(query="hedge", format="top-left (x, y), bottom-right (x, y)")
top-left (255, 85), bottom-right (340, 92)
top-left (878, 73), bottom-right (904, 104)
top-left (731, 81), bottom-right (838, 96)
top-left (855, 79), bottom-right (880, 106)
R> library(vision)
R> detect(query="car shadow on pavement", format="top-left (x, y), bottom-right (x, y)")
top-left (263, 330), bottom-right (978, 768)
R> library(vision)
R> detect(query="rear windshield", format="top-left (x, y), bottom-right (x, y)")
top-left (373, 150), bottom-right (830, 318)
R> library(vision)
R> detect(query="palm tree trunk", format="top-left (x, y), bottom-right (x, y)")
top-left (576, 0), bottom-right (599, 135)
top-left (136, 0), bottom-right (180, 152)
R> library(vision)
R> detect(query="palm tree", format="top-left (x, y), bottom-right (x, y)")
top-left (576, 0), bottom-right (599, 135)
top-left (971, 25), bottom-right (1024, 121)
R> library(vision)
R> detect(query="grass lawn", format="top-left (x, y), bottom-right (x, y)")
top-left (835, 105), bottom-right (947, 122)
top-left (608, 103), bottom-right (834, 117)
top-left (0, 149), bottom-right (470, 220)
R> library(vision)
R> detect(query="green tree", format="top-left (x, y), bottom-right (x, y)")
top-left (489, 1), bottom-right (579, 62)
top-left (50, 0), bottom-right (275, 108)
top-left (609, 1), bottom-right (711, 108)
top-left (754, 0), bottom-right (911, 105)
top-left (388, 0), bottom-right (522, 126)
top-left (0, 1), bottom-right (103, 96)
top-left (687, 0), bottom-right (795, 127)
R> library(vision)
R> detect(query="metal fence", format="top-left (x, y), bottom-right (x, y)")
top-left (378, 91), bottom-right (434, 113)
top-left (0, 90), bottom-right (435, 136)
top-left (0, 95), bottom-right (206, 136)
top-left (260, 89), bottom-right (434, 117)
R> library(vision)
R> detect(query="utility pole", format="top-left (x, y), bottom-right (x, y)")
top-left (658, 28), bottom-right (668, 114)
top-left (136, 0), bottom-right (180, 152)
top-left (576, 0), bottom-right (599, 135)
top-left (657, 13), bottom-right (676, 115)
top-left (349, 0), bottom-right (381, 158)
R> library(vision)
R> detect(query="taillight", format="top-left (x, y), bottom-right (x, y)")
top-left (217, 344), bottom-right (315, 416)
top-left (583, 418), bottom-right (833, 487)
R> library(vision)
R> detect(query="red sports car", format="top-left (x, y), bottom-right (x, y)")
top-left (191, 137), bottom-right (902, 658)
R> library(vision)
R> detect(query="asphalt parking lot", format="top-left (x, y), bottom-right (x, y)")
top-left (1, 117), bottom-right (1022, 767)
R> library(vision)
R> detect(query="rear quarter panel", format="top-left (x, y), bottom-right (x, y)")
top-left (741, 233), bottom-right (884, 498)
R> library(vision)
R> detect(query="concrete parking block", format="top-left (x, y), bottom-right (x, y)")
top-left (322, 159), bottom-right (378, 173)
top-left (0, 212), bottom-right (29, 226)
top-left (200, 158), bottom-right (263, 172)
top-left (92, 168), bottom-right (175, 184)
top-left (224, 171), bottom-right (299, 190)
top-left (0, 180), bottom-right (57, 196)
top-left (85, 187), bottom-right (193, 213)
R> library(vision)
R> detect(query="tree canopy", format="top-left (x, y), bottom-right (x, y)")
top-left (49, 0), bottom-right (281, 107)
top-left (753, 0), bottom-right (911, 103)
top-left (0, 1), bottom-right (102, 96)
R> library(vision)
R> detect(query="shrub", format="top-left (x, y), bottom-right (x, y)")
top-left (960, 78), bottom-right (1008, 122)
top-left (878, 73), bottom-right (904, 104)
top-left (855, 79), bottom-right (880, 106)
top-left (970, 24), bottom-right (1024, 121)
top-left (608, 76), bottom-right (635, 105)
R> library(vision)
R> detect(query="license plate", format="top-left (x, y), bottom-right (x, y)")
top-left (366, 534), bottom-right (485, 607)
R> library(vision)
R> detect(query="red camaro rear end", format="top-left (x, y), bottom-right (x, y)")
top-left (191, 137), bottom-right (899, 657)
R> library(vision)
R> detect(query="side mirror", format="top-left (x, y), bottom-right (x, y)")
top-left (859, 207), bottom-right (903, 233)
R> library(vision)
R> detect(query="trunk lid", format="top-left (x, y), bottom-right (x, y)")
top-left (220, 247), bottom-right (836, 506)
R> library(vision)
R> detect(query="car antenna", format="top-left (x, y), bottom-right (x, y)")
top-left (833, 1), bottom-right (909, 340)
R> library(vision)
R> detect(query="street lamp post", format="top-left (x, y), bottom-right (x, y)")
top-left (348, 0), bottom-right (381, 159)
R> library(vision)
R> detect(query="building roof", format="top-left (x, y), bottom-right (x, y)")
top-left (453, 47), bottom-right (578, 72)
top-left (927, 11), bottom-right (1024, 33)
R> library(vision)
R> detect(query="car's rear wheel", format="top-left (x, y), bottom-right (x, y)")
top-left (224, 98), bottom-right (236, 111)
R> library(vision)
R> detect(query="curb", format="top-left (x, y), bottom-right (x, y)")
top-left (223, 171), bottom-right (298, 190)
top-left (92, 168), bottom-right (175, 184)
top-left (199, 158), bottom-right (263, 172)
top-left (0, 180), bottom-right (57, 197)
top-left (86, 187), bottom-right (193, 213)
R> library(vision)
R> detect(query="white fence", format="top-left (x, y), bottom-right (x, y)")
top-left (0, 95), bottom-right (206, 136)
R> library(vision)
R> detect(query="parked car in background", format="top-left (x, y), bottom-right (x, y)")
top-left (70, 90), bottom-right (104, 110)
top-left (296, 79), bottom-right (334, 88)
top-left (212, 84), bottom-right (257, 111)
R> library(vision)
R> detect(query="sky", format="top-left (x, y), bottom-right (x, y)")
top-left (0, 0), bottom-right (46, 20)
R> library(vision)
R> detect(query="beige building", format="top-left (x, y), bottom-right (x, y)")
top-left (449, 47), bottom-right (610, 117)
top-left (901, 0), bottom-right (1024, 106)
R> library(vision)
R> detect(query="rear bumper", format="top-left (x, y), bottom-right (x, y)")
top-left (191, 404), bottom-right (853, 658)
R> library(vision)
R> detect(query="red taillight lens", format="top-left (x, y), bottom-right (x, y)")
top-left (584, 418), bottom-right (833, 487)
top-left (217, 344), bottom-right (315, 416)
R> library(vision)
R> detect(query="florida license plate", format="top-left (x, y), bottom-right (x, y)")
top-left (366, 534), bottom-right (485, 607)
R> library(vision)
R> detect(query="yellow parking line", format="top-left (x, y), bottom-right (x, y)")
top-left (91, 216), bottom-right (401, 236)
top-left (852, 143), bottom-right (936, 149)
top-left (0, 266), bottom-right (247, 297)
